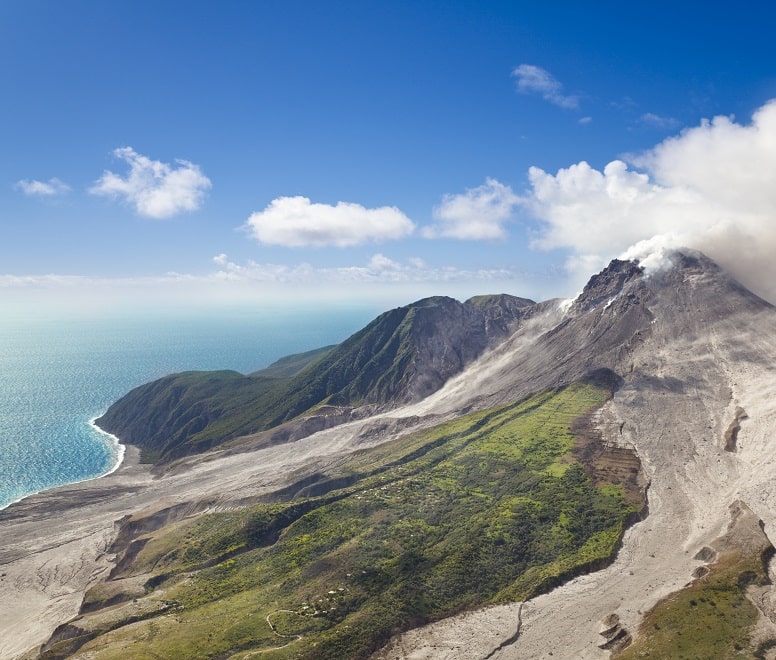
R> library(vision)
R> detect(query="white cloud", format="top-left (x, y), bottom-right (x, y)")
top-left (210, 253), bottom-right (526, 289)
top-left (243, 196), bottom-right (415, 247)
top-left (638, 112), bottom-right (680, 129)
top-left (368, 253), bottom-right (403, 271)
top-left (526, 159), bottom-right (672, 255)
top-left (522, 99), bottom-right (776, 302)
top-left (89, 147), bottom-right (211, 218)
top-left (512, 64), bottom-right (579, 109)
top-left (425, 178), bottom-right (520, 240)
top-left (14, 177), bottom-right (70, 196)
top-left (578, 116), bottom-right (593, 125)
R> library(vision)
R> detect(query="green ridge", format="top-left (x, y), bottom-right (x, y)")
top-left (95, 295), bottom-right (534, 463)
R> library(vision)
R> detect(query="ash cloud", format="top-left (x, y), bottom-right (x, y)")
top-left (524, 99), bottom-right (776, 303)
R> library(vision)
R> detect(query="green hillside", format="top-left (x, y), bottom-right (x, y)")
top-left (96, 295), bottom-right (534, 463)
top-left (46, 383), bottom-right (643, 659)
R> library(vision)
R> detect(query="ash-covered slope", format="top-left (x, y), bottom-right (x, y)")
top-left (404, 249), bottom-right (771, 414)
top-left (96, 293), bottom-right (535, 462)
top-left (376, 249), bottom-right (776, 659)
top-left (8, 248), bottom-right (776, 660)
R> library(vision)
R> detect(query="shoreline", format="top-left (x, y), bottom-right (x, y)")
top-left (89, 415), bottom-right (127, 478)
top-left (0, 415), bottom-right (127, 514)
top-left (0, 441), bottom-right (147, 660)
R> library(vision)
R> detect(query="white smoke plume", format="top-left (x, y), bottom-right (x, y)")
top-left (524, 99), bottom-right (776, 303)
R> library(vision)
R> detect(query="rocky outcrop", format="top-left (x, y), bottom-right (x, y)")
top-left (598, 613), bottom-right (632, 653)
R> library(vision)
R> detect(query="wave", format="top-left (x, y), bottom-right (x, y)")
top-left (88, 416), bottom-right (126, 478)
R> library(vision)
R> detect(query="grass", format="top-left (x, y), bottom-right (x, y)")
top-left (97, 295), bottom-right (533, 464)
top-left (617, 550), bottom-right (771, 659)
top-left (57, 383), bottom-right (640, 660)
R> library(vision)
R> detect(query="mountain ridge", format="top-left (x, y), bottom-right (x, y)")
top-left (5, 248), bottom-right (776, 659)
top-left (95, 293), bottom-right (537, 463)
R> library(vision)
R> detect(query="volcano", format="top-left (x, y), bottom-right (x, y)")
top-left (4, 248), bottom-right (776, 659)
top-left (377, 249), bottom-right (776, 658)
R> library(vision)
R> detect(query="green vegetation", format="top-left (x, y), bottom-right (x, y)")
top-left (252, 345), bottom-right (336, 380)
top-left (95, 295), bottom-right (533, 463)
top-left (617, 550), bottom-right (770, 660)
top-left (62, 384), bottom-right (639, 659)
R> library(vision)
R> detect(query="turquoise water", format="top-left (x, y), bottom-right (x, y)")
top-left (0, 306), bottom-right (376, 510)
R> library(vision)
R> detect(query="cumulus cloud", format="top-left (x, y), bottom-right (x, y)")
top-left (523, 99), bottom-right (776, 302)
top-left (512, 64), bottom-right (579, 109)
top-left (425, 178), bottom-right (520, 240)
top-left (15, 177), bottom-right (70, 196)
top-left (89, 147), bottom-right (211, 218)
top-left (243, 196), bottom-right (415, 247)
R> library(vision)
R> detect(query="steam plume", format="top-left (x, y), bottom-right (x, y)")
top-left (524, 99), bottom-right (776, 303)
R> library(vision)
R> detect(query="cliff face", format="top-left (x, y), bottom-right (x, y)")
top-left (332, 294), bottom-right (536, 405)
top-left (96, 294), bottom-right (536, 462)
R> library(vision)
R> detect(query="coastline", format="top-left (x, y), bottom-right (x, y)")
top-left (89, 415), bottom-right (126, 479)
top-left (0, 416), bottom-right (127, 514)
top-left (0, 442), bottom-right (147, 659)
top-left (0, 445), bottom-right (144, 658)
top-left (0, 403), bottom-right (406, 658)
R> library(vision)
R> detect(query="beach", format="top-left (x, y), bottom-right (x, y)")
top-left (0, 405), bottom-right (438, 658)
top-left (0, 446), bottom-right (148, 658)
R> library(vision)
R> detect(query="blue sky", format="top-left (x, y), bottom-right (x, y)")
top-left (3, 1), bottom-right (776, 313)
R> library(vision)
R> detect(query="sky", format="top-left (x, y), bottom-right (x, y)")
top-left (3, 1), bottom-right (776, 316)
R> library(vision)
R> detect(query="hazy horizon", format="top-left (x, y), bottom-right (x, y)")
top-left (3, 3), bottom-right (776, 310)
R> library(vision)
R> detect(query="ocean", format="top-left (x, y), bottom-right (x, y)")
top-left (0, 305), bottom-right (377, 510)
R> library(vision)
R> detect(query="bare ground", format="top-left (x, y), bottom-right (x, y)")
top-left (375, 292), bottom-right (776, 658)
top-left (4, 265), bottom-right (776, 659)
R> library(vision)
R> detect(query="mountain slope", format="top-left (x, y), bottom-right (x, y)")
top-left (39, 384), bottom-right (644, 659)
top-left (375, 249), bottom-right (776, 658)
top-left (6, 249), bottom-right (776, 659)
top-left (95, 294), bottom-right (535, 462)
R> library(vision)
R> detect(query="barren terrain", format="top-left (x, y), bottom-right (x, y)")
top-left (3, 253), bottom-right (776, 658)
